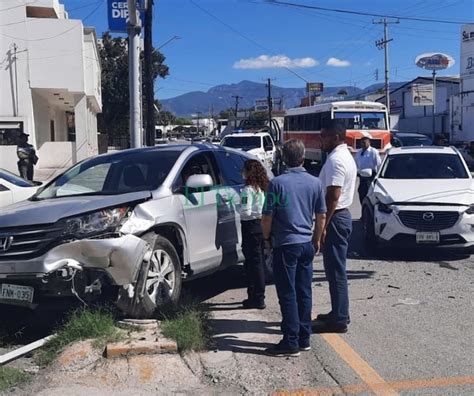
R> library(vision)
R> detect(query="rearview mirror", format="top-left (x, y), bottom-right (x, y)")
top-left (185, 174), bottom-right (213, 189)
top-left (358, 168), bottom-right (373, 178)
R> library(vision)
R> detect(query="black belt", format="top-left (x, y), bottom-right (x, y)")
top-left (334, 208), bottom-right (349, 213)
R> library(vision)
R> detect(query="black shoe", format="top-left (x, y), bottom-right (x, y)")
top-left (242, 299), bottom-right (266, 310)
top-left (265, 342), bottom-right (300, 357)
top-left (316, 312), bottom-right (351, 325)
top-left (298, 338), bottom-right (311, 351)
top-left (312, 320), bottom-right (348, 334)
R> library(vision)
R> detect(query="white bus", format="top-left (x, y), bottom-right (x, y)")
top-left (284, 101), bottom-right (391, 162)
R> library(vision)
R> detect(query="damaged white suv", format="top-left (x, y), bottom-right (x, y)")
top-left (0, 144), bottom-right (258, 317)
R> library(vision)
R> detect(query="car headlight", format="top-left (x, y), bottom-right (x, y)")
top-left (377, 202), bottom-right (393, 214)
top-left (64, 207), bottom-right (129, 238)
top-left (466, 204), bottom-right (474, 215)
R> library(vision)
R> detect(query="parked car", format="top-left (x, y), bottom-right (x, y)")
top-left (0, 144), bottom-right (270, 317)
top-left (361, 146), bottom-right (474, 253)
top-left (221, 132), bottom-right (276, 169)
top-left (391, 132), bottom-right (432, 147)
top-left (0, 169), bottom-right (41, 209)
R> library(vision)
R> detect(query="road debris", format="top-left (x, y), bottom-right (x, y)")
top-left (0, 335), bottom-right (55, 366)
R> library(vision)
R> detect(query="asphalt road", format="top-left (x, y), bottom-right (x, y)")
top-left (187, 197), bottom-right (474, 395)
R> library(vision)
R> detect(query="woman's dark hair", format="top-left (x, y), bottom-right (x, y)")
top-left (243, 159), bottom-right (269, 191)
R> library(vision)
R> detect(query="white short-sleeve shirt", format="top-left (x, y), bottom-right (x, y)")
top-left (355, 146), bottom-right (382, 173)
top-left (319, 144), bottom-right (357, 210)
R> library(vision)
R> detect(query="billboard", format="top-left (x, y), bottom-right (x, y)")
top-left (412, 84), bottom-right (434, 106)
top-left (307, 82), bottom-right (324, 92)
top-left (415, 53), bottom-right (455, 71)
top-left (254, 98), bottom-right (282, 112)
top-left (461, 24), bottom-right (474, 80)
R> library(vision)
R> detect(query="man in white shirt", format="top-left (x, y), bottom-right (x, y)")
top-left (313, 119), bottom-right (357, 333)
top-left (355, 136), bottom-right (381, 205)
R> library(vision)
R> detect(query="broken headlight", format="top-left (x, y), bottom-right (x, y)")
top-left (64, 207), bottom-right (129, 238)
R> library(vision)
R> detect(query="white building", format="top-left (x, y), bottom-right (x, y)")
top-left (0, 0), bottom-right (102, 179)
top-left (450, 24), bottom-right (474, 143)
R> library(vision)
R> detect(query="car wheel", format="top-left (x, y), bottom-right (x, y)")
top-left (362, 207), bottom-right (378, 254)
top-left (121, 235), bottom-right (182, 318)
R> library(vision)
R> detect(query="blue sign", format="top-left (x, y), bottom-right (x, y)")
top-left (108, 0), bottom-right (145, 33)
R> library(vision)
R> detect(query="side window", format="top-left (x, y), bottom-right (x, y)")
top-left (0, 184), bottom-right (10, 192)
top-left (263, 136), bottom-right (273, 150)
top-left (178, 152), bottom-right (221, 189)
top-left (215, 151), bottom-right (246, 186)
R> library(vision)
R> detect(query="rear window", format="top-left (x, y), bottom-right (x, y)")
top-left (380, 153), bottom-right (469, 179)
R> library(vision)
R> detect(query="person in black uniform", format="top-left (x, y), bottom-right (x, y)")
top-left (16, 133), bottom-right (38, 181)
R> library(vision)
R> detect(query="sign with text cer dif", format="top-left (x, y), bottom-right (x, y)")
top-left (108, 0), bottom-right (145, 33)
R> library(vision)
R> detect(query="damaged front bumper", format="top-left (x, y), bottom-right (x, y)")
top-left (0, 235), bottom-right (152, 308)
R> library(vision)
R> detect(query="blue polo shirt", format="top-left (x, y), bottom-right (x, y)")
top-left (263, 167), bottom-right (326, 247)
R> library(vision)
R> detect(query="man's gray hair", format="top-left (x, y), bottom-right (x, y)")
top-left (282, 139), bottom-right (305, 167)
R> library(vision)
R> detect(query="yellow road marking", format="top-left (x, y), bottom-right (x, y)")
top-left (320, 333), bottom-right (399, 396)
top-left (273, 375), bottom-right (474, 395)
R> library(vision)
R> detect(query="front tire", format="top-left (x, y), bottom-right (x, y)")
top-left (362, 207), bottom-right (378, 255)
top-left (121, 235), bottom-right (182, 318)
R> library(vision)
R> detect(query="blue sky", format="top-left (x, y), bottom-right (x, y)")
top-left (63, 0), bottom-right (473, 99)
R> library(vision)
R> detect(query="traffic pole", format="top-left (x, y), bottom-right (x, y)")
top-left (128, 0), bottom-right (142, 148)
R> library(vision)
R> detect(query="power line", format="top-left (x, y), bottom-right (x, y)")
top-left (264, 0), bottom-right (471, 25)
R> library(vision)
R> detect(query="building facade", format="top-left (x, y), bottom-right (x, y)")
top-left (0, 0), bottom-right (101, 178)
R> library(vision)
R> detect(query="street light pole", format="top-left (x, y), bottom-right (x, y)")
top-left (432, 69), bottom-right (437, 137)
top-left (128, 0), bottom-right (142, 148)
top-left (232, 95), bottom-right (242, 129)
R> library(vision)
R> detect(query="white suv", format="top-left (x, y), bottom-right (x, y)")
top-left (362, 146), bottom-right (474, 253)
top-left (221, 132), bottom-right (276, 169)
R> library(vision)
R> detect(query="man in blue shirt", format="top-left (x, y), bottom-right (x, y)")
top-left (262, 139), bottom-right (327, 357)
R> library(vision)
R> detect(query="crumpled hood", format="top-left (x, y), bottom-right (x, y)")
top-left (246, 148), bottom-right (264, 157)
top-left (374, 179), bottom-right (474, 206)
top-left (0, 191), bottom-right (151, 228)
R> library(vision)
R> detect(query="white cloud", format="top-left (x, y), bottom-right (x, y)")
top-left (233, 54), bottom-right (318, 69)
top-left (326, 57), bottom-right (351, 67)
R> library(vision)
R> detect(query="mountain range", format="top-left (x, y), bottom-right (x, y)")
top-left (160, 80), bottom-right (408, 116)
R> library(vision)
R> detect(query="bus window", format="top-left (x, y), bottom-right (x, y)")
top-left (333, 112), bottom-right (387, 130)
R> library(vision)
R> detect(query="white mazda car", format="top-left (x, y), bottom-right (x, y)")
top-left (362, 146), bottom-right (474, 253)
top-left (0, 169), bottom-right (41, 209)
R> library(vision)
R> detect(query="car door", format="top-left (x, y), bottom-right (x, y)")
top-left (174, 151), bottom-right (223, 273)
top-left (214, 150), bottom-right (246, 265)
top-left (263, 135), bottom-right (275, 167)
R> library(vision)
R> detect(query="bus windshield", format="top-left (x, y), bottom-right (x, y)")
top-left (334, 112), bottom-right (387, 130)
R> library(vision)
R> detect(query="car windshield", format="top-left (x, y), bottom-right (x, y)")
top-left (398, 135), bottom-right (432, 146)
top-left (222, 136), bottom-right (261, 151)
top-left (36, 150), bottom-right (181, 199)
top-left (334, 112), bottom-right (387, 130)
top-left (380, 153), bottom-right (469, 179)
top-left (0, 169), bottom-right (33, 187)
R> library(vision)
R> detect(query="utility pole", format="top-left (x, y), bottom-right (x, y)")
top-left (267, 78), bottom-right (273, 132)
top-left (374, 18), bottom-right (399, 129)
top-left (232, 95), bottom-right (242, 129)
top-left (128, 0), bottom-right (142, 148)
top-left (196, 111), bottom-right (202, 136)
top-left (144, 0), bottom-right (154, 146)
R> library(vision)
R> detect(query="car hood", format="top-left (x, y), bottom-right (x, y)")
top-left (374, 179), bottom-right (474, 206)
top-left (246, 148), bottom-right (264, 156)
top-left (0, 191), bottom-right (152, 228)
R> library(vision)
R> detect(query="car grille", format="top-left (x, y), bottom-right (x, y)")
top-left (0, 224), bottom-right (64, 260)
top-left (355, 139), bottom-right (382, 149)
top-left (398, 211), bottom-right (460, 231)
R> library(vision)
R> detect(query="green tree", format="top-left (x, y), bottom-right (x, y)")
top-left (98, 32), bottom-right (169, 141)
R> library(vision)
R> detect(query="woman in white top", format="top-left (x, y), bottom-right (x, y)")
top-left (240, 159), bottom-right (269, 309)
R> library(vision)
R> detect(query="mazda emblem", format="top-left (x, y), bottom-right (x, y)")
top-left (0, 236), bottom-right (14, 252)
top-left (422, 212), bottom-right (435, 222)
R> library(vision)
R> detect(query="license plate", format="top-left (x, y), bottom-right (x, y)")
top-left (416, 232), bottom-right (440, 244)
top-left (0, 284), bottom-right (34, 303)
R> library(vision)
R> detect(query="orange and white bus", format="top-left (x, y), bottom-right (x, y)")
top-left (283, 101), bottom-right (391, 162)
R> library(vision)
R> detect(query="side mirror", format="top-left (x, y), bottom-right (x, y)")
top-left (358, 168), bottom-right (373, 178)
top-left (185, 174), bottom-right (213, 189)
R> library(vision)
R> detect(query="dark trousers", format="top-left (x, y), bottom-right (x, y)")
top-left (241, 220), bottom-right (265, 304)
top-left (273, 242), bottom-right (314, 350)
top-left (18, 160), bottom-right (33, 181)
top-left (357, 176), bottom-right (372, 205)
top-left (323, 209), bottom-right (352, 326)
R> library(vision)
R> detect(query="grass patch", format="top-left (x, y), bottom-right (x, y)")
top-left (36, 307), bottom-right (121, 366)
top-left (0, 366), bottom-right (30, 392)
top-left (160, 296), bottom-right (212, 352)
